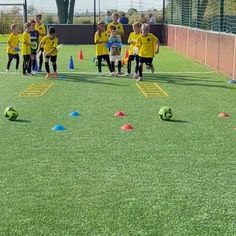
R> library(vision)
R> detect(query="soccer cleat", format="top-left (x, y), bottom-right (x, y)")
top-left (137, 77), bottom-right (143, 81)
top-left (45, 73), bottom-right (50, 79)
top-left (132, 73), bottom-right (139, 79)
top-left (110, 72), bottom-right (116, 76)
top-left (6, 69), bottom-right (9, 72)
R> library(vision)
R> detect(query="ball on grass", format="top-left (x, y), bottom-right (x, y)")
top-left (159, 106), bottom-right (173, 121)
top-left (4, 106), bottom-right (19, 121)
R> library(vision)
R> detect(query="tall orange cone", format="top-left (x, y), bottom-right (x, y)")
top-left (125, 48), bottom-right (129, 59)
top-left (79, 49), bottom-right (84, 60)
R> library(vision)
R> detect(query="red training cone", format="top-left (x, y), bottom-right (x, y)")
top-left (121, 123), bottom-right (134, 131)
top-left (125, 48), bottom-right (129, 59)
top-left (218, 112), bottom-right (230, 118)
top-left (79, 49), bottom-right (84, 60)
top-left (114, 111), bottom-right (125, 117)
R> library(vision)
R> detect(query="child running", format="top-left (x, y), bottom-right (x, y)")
top-left (107, 26), bottom-right (122, 75)
top-left (94, 21), bottom-right (113, 76)
top-left (6, 24), bottom-right (20, 72)
top-left (37, 26), bottom-right (59, 79)
top-left (136, 23), bottom-right (159, 81)
top-left (126, 22), bottom-right (141, 77)
top-left (21, 23), bottom-right (31, 75)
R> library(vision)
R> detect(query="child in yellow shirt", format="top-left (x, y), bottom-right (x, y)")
top-left (136, 23), bottom-right (159, 81)
top-left (22, 23), bottom-right (31, 75)
top-left (6, 24), bottom-right (20, 72)
top-left (37, 26), bottom-right (59, 79)
top-left (94, 21), bottom-right (112, 75)
top-left (126, 22), bottom-right (141, 77)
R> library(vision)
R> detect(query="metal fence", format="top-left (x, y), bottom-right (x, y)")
top-left (164, 0), bottom-right (236, 34)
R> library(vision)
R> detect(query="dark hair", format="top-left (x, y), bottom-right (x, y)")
top-left (48, 26), bottom-right (55, 34)
top-left (110, 26), bottom-right (116, 31)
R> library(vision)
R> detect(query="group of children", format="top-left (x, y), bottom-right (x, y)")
top-left (95, 12), bottom-right (159, 81)
top-left (6, 14), bottom-right (59, 79)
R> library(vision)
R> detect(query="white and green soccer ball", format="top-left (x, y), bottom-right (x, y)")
top-left (159, 106), bottom-right (173, 121)
top-left (4, 106), bottom-right (19, 121)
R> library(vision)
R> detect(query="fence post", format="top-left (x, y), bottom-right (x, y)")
top-left (220, 0), bottom-right (225, 32)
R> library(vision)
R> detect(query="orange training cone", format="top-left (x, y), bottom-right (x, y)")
top-left (218, 112), bottom-right (230, 118)
top-left (125, 48), bottom-right (129, 59)
top-left (121, 123), bottom-right (134, 131)
top-left (79, 49), bottom-right (84, 60)
top-left (114, 111), bottom-right (125, 117)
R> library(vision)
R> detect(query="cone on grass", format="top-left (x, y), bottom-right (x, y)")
top-left (79, 49), bottom-right (84, 60)
top-left (121, 123), bottom-right (134, 131)
top-left (114, 111), bottom-right (125, 117)
top-left (69, 56), bottom-right (74, 70)
top-left (218, 112), bottom-right (230, 118)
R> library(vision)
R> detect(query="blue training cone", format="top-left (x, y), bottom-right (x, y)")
top-left (52, 124), bottom-right (66, 132)
top-left (69, 111), bottom-right (80, 117)
top-left (69, 56), bottom-right (74, 70)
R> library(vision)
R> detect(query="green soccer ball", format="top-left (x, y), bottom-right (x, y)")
top-left (159, 106), bottom-right (173, 121)
top-left (4, 106), bottom-right (19, 121)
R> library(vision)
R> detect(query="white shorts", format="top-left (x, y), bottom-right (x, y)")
top-left (110, 55), bottom-right (122, 62)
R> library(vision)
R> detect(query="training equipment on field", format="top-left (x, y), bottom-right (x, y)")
top-left (52, 124), bottom-right (66, 132)
top-left (218, 112), bottom-right (230, 118)
top-left (114, 111), bottom-right (125, 117)
top-left (70, 111), bottom-right (80, 117)
top-left (4, 106), bottom-right (19, 121)
top-left (159, 106), bottom-right (173, 121)
top-left (69, 56), bottom-right (75, 70)
top-left (121, 123), bottom-right (134, 131)
top-left (79, 49), bottom-right (84, 60)
top-left (19, 83), bottom-right (54, 97)
top-left (228, 79), bottom-right (236, 84)
top-left (136, 83), bottom-right (169, 98)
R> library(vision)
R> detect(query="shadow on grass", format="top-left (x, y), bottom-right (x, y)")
top-left (14, 119), bottom-right (31, 123)
top-left (145, 73), bottom-right (236, 90)
top-left (168, 119), bottom-right (188, 123)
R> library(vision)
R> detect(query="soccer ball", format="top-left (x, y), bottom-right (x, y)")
top-left (159, 106), bottom-right (173, 121)
top-left (4, 106), bottom-right (19, 121)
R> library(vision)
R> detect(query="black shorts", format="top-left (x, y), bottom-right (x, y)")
top-left (45, 55), bottom-right (57, 63)
top-left (128, 55), bottom-right (139, 61)
top-left (139, 57), bottom-right (153, 65)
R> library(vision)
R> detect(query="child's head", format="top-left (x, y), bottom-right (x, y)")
top-left (35, 14), bottom-right (42, 24)
top-left (11, 24), bottom-right (18, 33)
top-left (29, 20), bottom-right (36, 30)
top-left (110, 26), bottom-right (117, 36)
top-left (112, 12), bottom-right (119, 23)
top-left (132, 22), bottom-right (141, 33)
top-left (24, 22), bottom-right (31, 32)
top-left (141, 23), bottom-right (150, 36)
top-left (48, 26), bottom-right (55, 38)
top-left (97, 21), bottom-right (105, 32)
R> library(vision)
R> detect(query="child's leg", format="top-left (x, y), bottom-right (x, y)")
top-left (32, 54), bottom-right (36, 71)
top-left (51, 56), bottom-right (58, 79)
top-left (104, 55), bottom-right (112, 72)
top-left (118, 60), bottom-right (122, 73)
top-left (135, 56), bottom-right (139, 74)
top-left (111, 61), bottom-right (115, 72)
top-left (138, 62), bottom-right (143, 77)
top-left (26, 55), bottom-right (31, 73)
top-left (15, 54), bottom-right (20, 70)
top-left (97, 56), bottom-right (102, 73)
top-left (6, 53), bottom-right (14, 70)
top-left (127, 56), bottom-right (132, 74)
top-left (39, 48), bottom-right (44, 71)
top-left (23, 55), bottom-right (27, 74)
top-left (44, 56), bottom-right (50, 78)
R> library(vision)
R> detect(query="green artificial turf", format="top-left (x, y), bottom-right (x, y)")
top-left (0, 45), bottom-right (235, 235)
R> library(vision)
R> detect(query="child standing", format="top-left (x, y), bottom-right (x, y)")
top-left (94, 21), bottom-right (113, 76)
top-left (6, 24), bottom-right (20, 72)
top-left (35, 14), bottom-right (46, 72)
top-left (21, 23), bottom-right (31, 75)
top-left (107, 26), bottom-right (122, 75)
top-left (106, 12), bottom-right (124, 38)
top-left (126, 22), bottom-right (141, 77)
top-left (136, 23), bottom-right (159, 81)
top-left (37, 26), bottom-right (59, 79)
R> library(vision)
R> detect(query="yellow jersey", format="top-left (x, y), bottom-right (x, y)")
top-left (34, 23), bottom-right (46, 46)
top-left (21, 31), bottom-right (31, 55)
top-left (106, 22), bottom-right (124, 38)
top-left (94, 31), bottom-right (109, 56)
top-left (136, 33), bottom-right (158, 58)
top-left (127, 32), bottom-right (141, 55)
top-left (7, 32), bottom-right (19, 54)
top-left (41, 35), bottom-right (58, 56)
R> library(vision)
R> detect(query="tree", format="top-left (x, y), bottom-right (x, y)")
top-left (55, 0), bottom-right (76, 24)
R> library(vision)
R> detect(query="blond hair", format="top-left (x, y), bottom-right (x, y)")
top-left (10, 24), bottom-right (17, 31)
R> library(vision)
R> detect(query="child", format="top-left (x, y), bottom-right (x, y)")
top-left (107, 26), bottom-right (122, 75)
top-left (106, 12), bottom-right (124, 38)
top-left (6, 24), bottom-right (20, 72)
top-left (35, 14), bottom-right (46, 72)
top-left (21, 23), bottom-right (31, 75)
top-left (126, 22), bottom-right (141, 77)
top-left (136, 23), bottom-right (159, 81)
top-left (94, 21), bottom-right (113, 76)
top-left (37, 26), bottom-right (59, 79)
top-left (29, 20), bottom-right (39, 74)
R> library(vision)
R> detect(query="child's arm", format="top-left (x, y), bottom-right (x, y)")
top-left (36, 39), bottom-right (44, 53)
top-left (155, 38), bottom-right (160, 54)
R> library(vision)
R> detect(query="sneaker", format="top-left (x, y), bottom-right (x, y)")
top-left (150, 65), bottom-right (155, 73)
top-left (124, 73), bottom-right (130, 76)
top-left (6, 69), bottom-right (9, 72)
top-left (117, 72), bottom-right (124, 76)
top-left (110, 72), bottom-right (116, 76)
top-left (45, 73), bottom-right (50, 79)
top-left (53, 72), bottom-right (59, 79)
top-left (137, 77), bottom-right (143, 81)
top-left (133, 73), bottom-right (139, 79)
